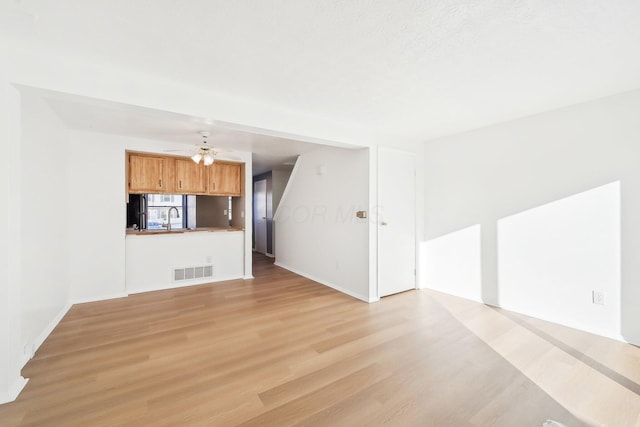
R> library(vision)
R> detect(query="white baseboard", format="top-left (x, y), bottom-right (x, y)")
top-left (26, 302), bottom-right (73, 365)
top-left (128, 275), bottom-right (244, 294)
top-left (265, 253), bottom-right (275, 258)
top-left (72, 293), bottom-right (129, 305)
top-left (0, 376), bottom-right (28, 405)
top-left (12, 301), bottom-right (73, 401)
top-left (274, 262), bottom-right (369, 303)
top-left (423, 287), bottom-right (629, 344)
top-left (497, 302), bottom-right (626, 344)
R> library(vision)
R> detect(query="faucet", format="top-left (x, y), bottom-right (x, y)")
top-left (164, 206), bottom-right (180, 231)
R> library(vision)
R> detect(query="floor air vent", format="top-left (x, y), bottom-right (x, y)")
top-left (173, 265), bottom-right (213, 282)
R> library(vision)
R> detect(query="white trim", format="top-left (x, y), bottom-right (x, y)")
top-left (127, 275), bottom-right (244, 295)
top-left (25, 302), bottom-right (73, 366)
top-left (368, 146), bottom-right (379, 301)
top-left (274, 261), bottom-right (370, 303)
top-left (72, 293), bottom-right (128, 305)
top-left (243, 158), bottom-right (253, 284)
top-left (497, 301), bottom-right (626, 343)
top-left (265, 252), bottom-right (275, 258)
top-left (243, 275), bottom-right (255, 280)
top-left (422, 287), bottom-right (628, 344)
top-left (0, 377), bottom-right (28, 405)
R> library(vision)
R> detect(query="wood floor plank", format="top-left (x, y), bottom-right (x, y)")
top-left (0, 254), bottom-right (639, 426)
top-left (237, 363), bottom-right (391, 427)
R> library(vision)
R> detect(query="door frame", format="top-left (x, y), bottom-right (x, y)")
top-left (253, 179), bottom-right (268, 254)
top-left (369, 146), bottom-right (418, 301)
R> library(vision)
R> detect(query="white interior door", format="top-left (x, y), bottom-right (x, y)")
top-left (378, 148), bottom-right (416, 297)
top-left (254, 179), bottom-right (267, 253)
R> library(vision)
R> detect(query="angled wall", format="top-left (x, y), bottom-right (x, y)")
top-left (274, 146), bottom-right (370, 301)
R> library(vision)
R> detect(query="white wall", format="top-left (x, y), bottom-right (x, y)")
top-left (0, 81), bottom-right (28, 404)
top-left (274, 146), bottom-right (370, 301)
top-left (421, 224), bottom-right (482, 301)
top-left (125, 231), bottom-right (244, 294)
top-left (498, 182), bottom-right (620, 337)
top-left (422, 89), bottom-right (640, 343)
top-left (20, 91), bottom-right (71, 363)
top-left (65, 130), bottom-right (253, 301)
top-left (272, 169), bottom-right (292, 212)
top-left (66, 130), bottom-right (128, 302)
top-left (0, 78), bottom-right (11, 404)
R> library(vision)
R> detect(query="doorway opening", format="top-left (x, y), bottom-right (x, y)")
top-left (254, 179), bottom-right (268, 254)
top-left (251, 168), bottom-right (295, 264)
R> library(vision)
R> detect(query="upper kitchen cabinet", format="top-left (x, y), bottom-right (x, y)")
top-left (127, 152), bottom-right (243, 196)
top-left (209, 161), bottom-right (243, 196)
top-left (128, 153), bottom-right (174, 194)
top-left (175, 158), bottom-right (207, 194)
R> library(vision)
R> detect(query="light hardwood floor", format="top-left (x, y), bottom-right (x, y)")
top-left (1, 254), bottom-right (639, 426)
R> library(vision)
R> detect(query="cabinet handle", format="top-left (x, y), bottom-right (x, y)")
top-left (179, 180), bottom-right (182, 189)
top-left (159, 179), bottom-right (162, 187)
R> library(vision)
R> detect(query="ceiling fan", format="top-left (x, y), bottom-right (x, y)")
top-left (165, 131), bottom-right (240, 163)
top-left (190, 131), bottom-right (217, 166)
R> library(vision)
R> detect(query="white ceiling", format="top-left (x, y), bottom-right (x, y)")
top-left (3, 1), bottom-right (640, 143)
top-left (36, 87), bottom-right (336, 175)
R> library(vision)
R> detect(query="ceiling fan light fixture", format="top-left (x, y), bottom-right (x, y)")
top-left (191, 153), bottom-right (203, 164)
top-left (203, 153), bottom-right (215, 166)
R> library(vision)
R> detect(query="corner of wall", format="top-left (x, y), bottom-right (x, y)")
top-left (273, 147), bottom-right (369, 301)
top-left (274, 261), bottom-right (370, 303)
top-left (0, 377), bottom-right (29, 405)
top-left (22, 302), bottom-right (73, 367)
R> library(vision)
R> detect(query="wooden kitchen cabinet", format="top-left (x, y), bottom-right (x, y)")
top-left (128, 154), bottom-right (172, 193)
top-left (175, 158), bottom-right (207, 194)
top-left (127, 152), bottom-right (242, 196)
top-left (209, 161), bottom-right (242, 196)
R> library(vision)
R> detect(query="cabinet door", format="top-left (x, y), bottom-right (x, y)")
top-left (128, 155), bottom-right (167, 193)
top-left (175, 159), bottom-right (206, 194)
top-left (209, 162), bottom-right (242, 196)
top-left (219, 163), bottom-right (242, 195)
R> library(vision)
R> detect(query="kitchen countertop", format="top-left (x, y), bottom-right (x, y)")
top-left (126, 227), bottom-right (244, 236)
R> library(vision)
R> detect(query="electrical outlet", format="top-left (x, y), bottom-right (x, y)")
top-left (592, 290), bottom-right (605, 305)
top-left (206, 255), bottom-right (212, 264)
